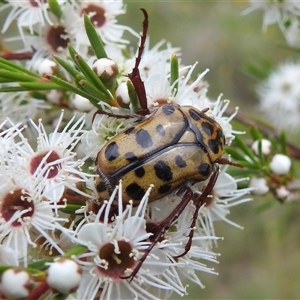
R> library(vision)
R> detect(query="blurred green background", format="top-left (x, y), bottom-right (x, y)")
top-left (120, 1), bottom-right (300, 299)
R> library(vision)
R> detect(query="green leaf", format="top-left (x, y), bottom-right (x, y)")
top-left (249, 126), bottom-right (263, 141)
top-left (84, 13), bottom-right (107, 59)
top-left (127, 80), bottom-right (139, 113)
top-left (20, 81), bottom-right (61, 90)
top-left (227, 168), bottom-right (262, 177)
top-left (65, 245), bottom-right (87, 258)
top-left (225, 147), bottom-right (246, 161)
top-left (59, 204), bottom-right (84, 215)
top-left (0, 58), bottom-right (39, 77)
top-left (48, 0), bottom-right (62, 19)
top-left (53, 55), bottom-right (81, 78)
top-left (78, 79), bottom-right (108, 104)
top-left (0, 70), bottom-right (37, 82)
top-left (68, 44), bottom-right (115, 104)
top-left (48, 75), bottom-right (100, 107)
top-left (28, 258), bottom-right (56, 271)
top-left (234, 160), bottom-right (261, 169)
top-left (170, 54), bottom-right (179, 96)
top-left (280, 132), bottom-right (287, 154)
top-left (51, 294), bottom-right (69, 300)
top-left (233, 135), bottom-right (257, 162)
top-left (0, 265), bottom-right (11, 273)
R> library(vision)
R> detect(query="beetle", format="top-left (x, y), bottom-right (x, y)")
top-left (94, 9), bottom-right (241, 282)
top-left (95, 103), bottom-right (226, 206)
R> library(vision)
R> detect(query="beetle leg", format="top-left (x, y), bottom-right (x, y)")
top-left (120, 188), bottom-right (194, 282)
top-left (121, 166), bottom-right (219, 281)
top-left (92, 109), bottom-right (138, 123)
top-left (173, 164), bottom-right (220, 259)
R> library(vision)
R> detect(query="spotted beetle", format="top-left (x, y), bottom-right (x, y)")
top-left (94, 9), bottom-right (241, 281)
top-left (95, 104), bottom-right (226, 205)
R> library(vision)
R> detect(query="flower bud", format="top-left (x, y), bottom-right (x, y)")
top-left (46, 89), bottom-right (63, 105)
top-left (71, 94), bottom-right (94, 112)
top-left (116, 82), bottom-right (131, 107)
top-left (0, 268), bottom-right (32, 299)
top-left (47, 258), bottom-right (82, 294)
top-left (251, 139), bottom-right (271, 155)
top-left (92, 58), bottom-right (119, 85)
top-left (275, 186), bottom-right (290, 200)
top-left (269, 154), bottom-right (291, 175)
top-left (249, 177), bottom-right (269, 195)
top-left (33, 58), bottom-right (57, 75)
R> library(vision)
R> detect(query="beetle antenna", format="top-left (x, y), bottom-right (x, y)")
top-left (128, 8), bottom-right (150, 115)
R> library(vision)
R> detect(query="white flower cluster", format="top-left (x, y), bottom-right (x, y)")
top-left (244, 1), bottom-right (300, 131)
top-left (0, 1), bottom-right (252, 299)
top-left (257, 62), bottom-right (300, 131)
top-left (244, 0), bottom-right (300, 48)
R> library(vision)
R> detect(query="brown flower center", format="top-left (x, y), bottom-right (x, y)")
top-left (46, 25), bottom-right (69, 53)
top-left (98, 241), bottom-right (135, 279)
top-left (29, 0), bottom-right (47, 7)
top-left (1, 189), bottom-right (34, 227)
top-left (30, 150), bottom-right (61, 179)
top-left (82, 4), bottom-right (106, 28)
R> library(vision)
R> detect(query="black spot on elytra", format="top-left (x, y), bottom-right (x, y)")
top-left (189, 108), bottom-right (202, 121)
top-left (126, 183), bottom-right (145, 200)
top-left (158, 184), bottom-right (172, 194)
top-left (205, 128), bottom-right (225, 155)
top-left (201, 121), bottom-right (214, 136)
top-left (124, 127), bottom-right (135, 135)
top-left (136, 129), bottom-right (153, 148)
top-left (156, 124), bottom-right (166, 136)
top-left (105, 141), bottom-right (119, 161)
top-left (125, 152), bottom-right (137, 162)
top-left (154, 160), bottom-right (173, 181)
top-left (198, 163), bottom-right (211, 177)
top-left (175, 155), bottom-right (187, 168)
top-left (162, 105), bottom-right (175, 115)
top-left (208, 138), bottom-right (222, 154)
top-left (96, 181), bottom-right (107, 192)
top-left (134, 166), bottom-right (145, 178)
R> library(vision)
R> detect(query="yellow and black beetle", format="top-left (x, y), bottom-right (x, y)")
top-left (93, 9), bottom-right (241, 281)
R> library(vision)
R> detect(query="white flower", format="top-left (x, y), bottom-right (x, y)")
top-left (0, 164), bottom-right (67, 266)
top-left (142, 63), bottom-right (209, 108)
top-left (209, 96), bottom-right (241, 145)
top-left (3, 112), bottom-right (93, 204)
top-left (284, 18), bottom-right (300, 48)
top-left (1, 0), bottom-right (57, 35)
top-left (0, 245), bottom-right (18, 266)
top-left (0, 91), bottom-right (48, 125)
top-left (147, 200), bottom-right (220, 289)
top-left (124, 39), bottom-right (181, 80)
top-left (258, 62), bottom-right (300, 130)
top-left (193, 169), bottom-right (252, 242)
top-left (81, 103), bottom-right (133, 159)
top-left (243, 0), bottom-right (300, 31)
top-left (64, 1), bottom-right (139, 49)
top-left (269, 154), bottom-right (292, 175)
top-left (72, 183), bottom-right (185, 300)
